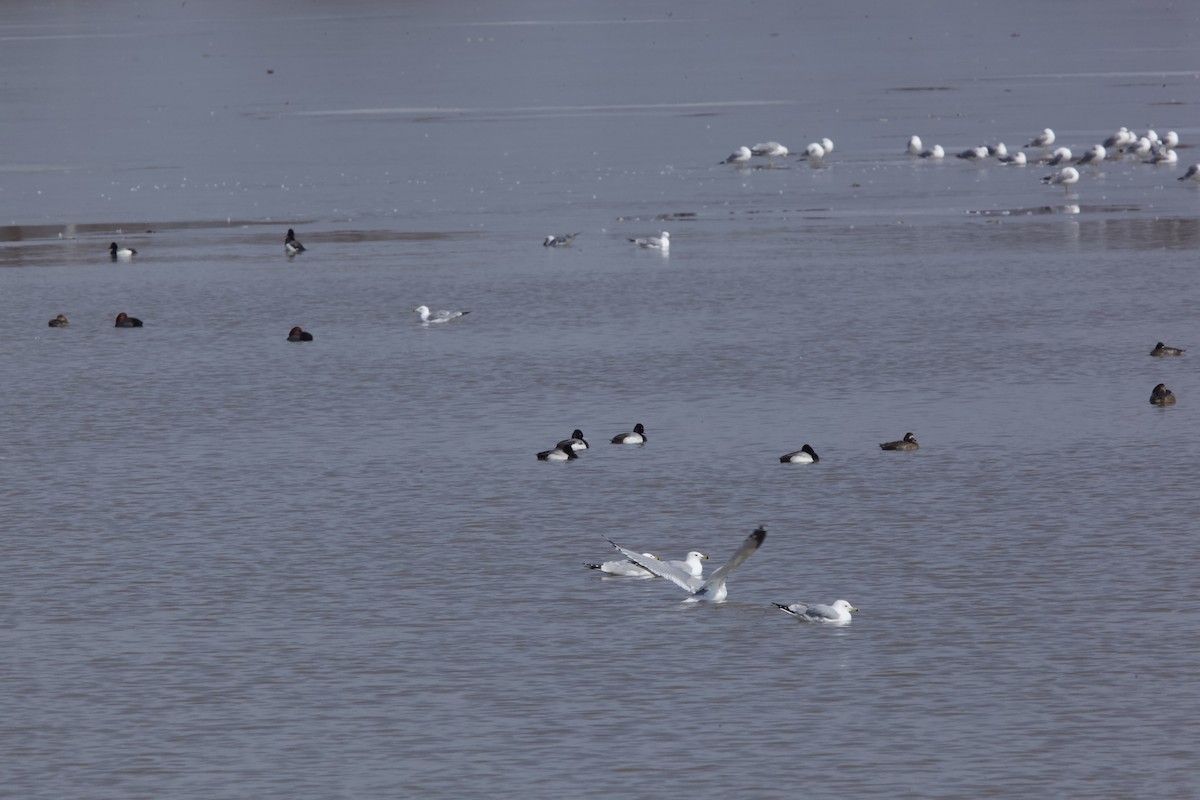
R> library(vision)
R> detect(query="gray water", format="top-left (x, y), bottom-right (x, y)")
top-left (3, 1), bottom-right (1199, 798)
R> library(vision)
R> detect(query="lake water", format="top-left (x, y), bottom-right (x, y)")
top-left (2, 1), bottom-right (1199, 798)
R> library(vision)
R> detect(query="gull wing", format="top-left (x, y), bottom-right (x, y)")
top-left (608, 540), bottom-right (704, 592)
top-left (692, 526), bottom-right (767, 600)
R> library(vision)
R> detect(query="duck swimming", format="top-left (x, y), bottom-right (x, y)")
top-left (1150, 342), bottom-right (1185, 357)
top-left (47, 314), bottom-right (70, 328)
top-left (287, 326), bottom-right (313, 342)
top-left (779, 444), bottom-right (819, 464)
top-left (114, 312), bottom-right (143, 327)
top-left (880, 432), bottom-right (918, 451)
top-left (1149, 383), bottom-right (1176, 405)
top-left (611, 423), bottom-right (646, 444)
top-left (285, 228), bottom-right (305, 255)
top-left (109, 243), bottom-right (136, 259)
top-left (556, 429), bottom-right (589, 451)
top-left (536, 443), bottom-right (578, 461)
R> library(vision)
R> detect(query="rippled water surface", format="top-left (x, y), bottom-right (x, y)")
top-left (3, 1), bottom-right (1199, 798)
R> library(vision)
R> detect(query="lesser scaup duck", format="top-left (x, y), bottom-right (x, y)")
top-left (287, 326), bottom-right (313, 342)
top-left (1150, 383), bottom-right (1176, 405)
top-left (109, 243), bottom-right (136, 259)
top-left (47, 314), bottom-right (70, 328)
top-left (413, 305), bottom-right (470, 324)
top-left (779, 444), bottom-right (819, 464)
top-left (611, 423), bottom-right (646, 444)
top-left (114, 312), bottom-right (143, 327)
top-left (1151, 342), bottom-right (1185, 357)
top-left (543, 233), bottom-right (579, 248)
top-left (627, 231), bottom-right (669, 251)
top-left (285, 228), bottom-right (305, 255)
top-left (773, 599), bottom-right (858, 625)
top-left (536, 443), bottom-right (578, 461)
top-left (556, 429), bottom-right (589, 451)
top-left (880, 432), bottom-right (918, 451)
top-left (607, 526), bottom-right (766, 604)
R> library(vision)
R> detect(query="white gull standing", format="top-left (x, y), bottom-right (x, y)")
top-left (720, 146), bottom-right (752, 166)
top-left (1075, 144), bottom-right (1106, 167)
top-left (906, 135), bottom-right (923, 156)
top-left (1042, 166), bottom-right (1080, 193)
top-left (1025, 128), bottom-right (1056, 150)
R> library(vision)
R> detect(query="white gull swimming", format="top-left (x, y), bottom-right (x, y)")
top-left (413, 304), bottom-right (471, 324)
top-left (773, 599), bottom-right (858, 625)
top-left (627, 231), bottom-right (669, 251)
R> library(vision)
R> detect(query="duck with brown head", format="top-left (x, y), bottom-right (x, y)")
top-left (287, 326), bottom-right (313, 342)
top-left (114, 312), bottom-right (143, 327)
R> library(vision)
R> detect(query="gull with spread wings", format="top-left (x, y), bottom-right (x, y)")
top-left (608, 526), bottom-right (766, 603)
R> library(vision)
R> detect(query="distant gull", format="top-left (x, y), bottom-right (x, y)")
top-left (608, 525), bottom-right (767, 603)
top-left (537, 443), bottom-right (579, 461)
top-left (956, 146), bottom-right (989, 161)
top-left (988, 142), bottom-right (1009, 157)
top-left (611, 423), bottom-right (646, 444)
top-left (907, 135), bottom-right (923, 156)
top-left (1045, 147), bottom-right (1072, 167)
top-left (919, 144), bottom-right (944, 160)
top-left (1145, 129), bottom-right (1161, 147)
top-left (413, 305), bottom-right (470, 324)
top-left (1025, 128), bottom-right (1056, 149)
top-left (1042, 166), bottom-right (1080, 193)
top-left (720, 146), bottom-right (752, 165)
top-left (1178, 164), bottom-right (1200, 182)
top-left (1162, 131), bottom-right (1179, 149)
top-left (799, 142), bottom-right (826, 161)
top-left (543, 232), bottom-right (579, 247)
top-left (751, 141), bottom-right (789, 158)
top-left (999, 151), bottom-right (1027, 166)
top-left (627, 231), bottom-right (669, 251)
top-left (773, 599), bottom-right (858, 625)
top-left (1146, 148), bottom-right (1177, 166)
top-left (751, 141), bottom-right (789, 166)
top-left (1123, 137), bottom-right (1152, 157)
top-left (285, 228), bottom-right (305, 256)
top-left (1150, 342), bottom-right (1185, 357)
top-left (779, 444), bottom-right (819, 464)
top-left (1149, 383), bottom-right (1177, 406)
top-left (1075, 144), bottom-right (1106, 167)
top-left (1103, 127), bottom-right (1134, 149)
top-left (880, 432), bottom-right (919, 451)
top-left (820, 137), bottom-right (834, 154)
top-left (110, 242), bottom-right (136, 260)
